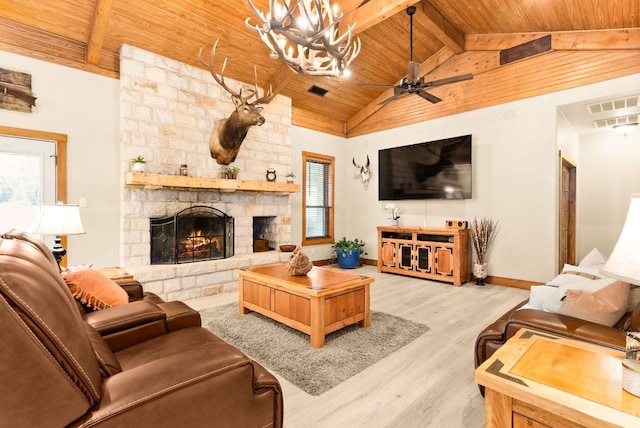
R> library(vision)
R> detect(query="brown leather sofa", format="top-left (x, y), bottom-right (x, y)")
top-left (474, 296), bottom-right (640, 394)
top-left (0, 231), bottom-right (283, 427)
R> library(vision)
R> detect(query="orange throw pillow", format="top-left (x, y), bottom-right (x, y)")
top-left (63, 268), bottom-right (129, 310)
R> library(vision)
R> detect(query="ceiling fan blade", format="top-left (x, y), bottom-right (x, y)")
top-left (378, 88), bottom-right (410, 105)
top-left (416, 90), bottom-right (442, 104)
top-left (423, 73), bottom-right (473, 87)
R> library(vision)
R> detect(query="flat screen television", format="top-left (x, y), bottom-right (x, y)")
top-left (378, 134), bottom-right (472, 200)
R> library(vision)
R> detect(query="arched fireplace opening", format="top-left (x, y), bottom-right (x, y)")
top-left (150, 206), bottom-right (234, 264)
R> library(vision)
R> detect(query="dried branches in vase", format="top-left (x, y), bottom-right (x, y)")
top-left (470, 217), bottom-right (499, 286)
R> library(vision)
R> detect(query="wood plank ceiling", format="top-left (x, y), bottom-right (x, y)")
top-left (1, 0), bottom-right (639, 137)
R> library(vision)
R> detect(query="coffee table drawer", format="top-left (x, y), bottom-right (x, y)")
top-left (325, 288), bottom-right (365, 326)
top-left (273, 290), bottom-right (311, 326)
top-left (242, 280), bottom-right (271, 310)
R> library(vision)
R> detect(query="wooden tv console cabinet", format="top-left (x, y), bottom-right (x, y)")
top-left (377, 226), bottom-right (470, 286)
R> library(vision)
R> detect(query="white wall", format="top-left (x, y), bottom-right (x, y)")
top-left (293, 73), bottom-right (640, 283)
top-left (345, 97), bottom-right (560, 283)
top-left (0, 50), bottom-right (120, 267)
top-left (578, 131), bottom-right (640, 258)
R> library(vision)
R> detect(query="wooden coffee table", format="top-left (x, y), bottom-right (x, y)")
top-left (236, 263), bottom-right (373, 348)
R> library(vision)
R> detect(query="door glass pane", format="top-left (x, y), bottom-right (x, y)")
top-left (0, 136), bottom-right (56, 232)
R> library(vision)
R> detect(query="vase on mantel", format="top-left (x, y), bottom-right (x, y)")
top-left (386, 218), bottom-right (399, 226)
top-left (473, 262), bottom-right (488, 286)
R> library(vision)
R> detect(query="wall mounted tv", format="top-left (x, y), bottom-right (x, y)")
top-left (378, 134), bottom-right (472, 201)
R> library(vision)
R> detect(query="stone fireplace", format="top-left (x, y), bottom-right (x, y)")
top-left (118, 45), bottom-right (294, 301)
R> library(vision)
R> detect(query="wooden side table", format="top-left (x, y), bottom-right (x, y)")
top-left (95, 267), bottom-right (134, 280)
top-left (475, 328), bottom-right (640, 427)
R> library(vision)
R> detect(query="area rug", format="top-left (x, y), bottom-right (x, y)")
top-left (200, 303), bottom-right (429, 396)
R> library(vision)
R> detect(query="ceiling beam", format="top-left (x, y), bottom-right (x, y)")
top-left (415, 1), bottom-right (465, 54)
top-left (264, 63), bottom-right (294, 96)
top-left (336, 0), bottom-right (366, 15)
top-left (466, 28), bottom-right (640, 51)
top-left (86, 0), bottom-right (113, 65)
top-left (340, 0), bottom-right (422, 35)
top-left (345, 46), bottom-right (456, 134)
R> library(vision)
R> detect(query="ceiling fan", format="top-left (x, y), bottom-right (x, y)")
top-left (360, 6), bottom-right (473, 105)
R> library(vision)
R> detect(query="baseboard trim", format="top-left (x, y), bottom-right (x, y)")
top-left (485, 276), bottom-right (543, 290)
top-left (314, 259), bottom-right (540, 290)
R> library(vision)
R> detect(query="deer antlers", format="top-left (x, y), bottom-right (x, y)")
top-left (198, 38), bottom-right (273, 106)
top-left (245, 0), bottom-right (361, 76)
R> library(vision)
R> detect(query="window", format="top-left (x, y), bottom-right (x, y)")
top-left (302, 151), bottom-right (334, 245)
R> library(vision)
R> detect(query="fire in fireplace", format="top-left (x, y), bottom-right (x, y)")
top-left (150, 206), bottom-right (234, 264)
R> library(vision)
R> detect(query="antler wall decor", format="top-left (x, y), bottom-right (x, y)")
top-left (245, 0), bottom-right (361, 77)
top-left (353, 155), bottom-right (371, 185)
top-left (198, 38), bottom-right (274, 165)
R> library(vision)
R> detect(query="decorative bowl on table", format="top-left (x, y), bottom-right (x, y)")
top-left (279, 244), bottom-right (297, 252)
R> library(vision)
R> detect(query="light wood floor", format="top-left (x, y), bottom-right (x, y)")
top-left (187, 265), bottom-right (530, 428)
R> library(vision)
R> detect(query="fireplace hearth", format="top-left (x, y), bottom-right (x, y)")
top-left (150, 206), bottom-right (234, 264)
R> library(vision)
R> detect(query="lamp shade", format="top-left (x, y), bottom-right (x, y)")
top-left (602, 194), bottom-right (640, 285)
top-left (33, 204), bottom-right (85, 236)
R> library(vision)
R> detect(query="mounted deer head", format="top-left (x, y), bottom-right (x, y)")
top-left (198, 38), bottom-right (274, 165)
top-left (353, 155), bottom-right (371, 185)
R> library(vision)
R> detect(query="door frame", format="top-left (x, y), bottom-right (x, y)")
top-left (559, 151), bottom-right (577, 273)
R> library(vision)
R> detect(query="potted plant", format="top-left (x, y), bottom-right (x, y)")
top-left (470, 217), bottom-right (499, 286)
top-left (331, 237), bottom-right (366, 269)
top-left (221, 166), bottom-right (239, 179)
top-left (130, 155), bottom-right (146, 172)
top-left (286, 172), bottom-right (295, 183)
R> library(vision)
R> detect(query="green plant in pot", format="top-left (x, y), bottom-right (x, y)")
top-left (130, 155), bottom-right (146, 172)
top-left (221, 166), bottom-right (239, 179)
top-left (331, 237), bottom-right (366, 269)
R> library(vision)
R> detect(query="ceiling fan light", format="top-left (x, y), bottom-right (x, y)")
top-left (613, 123), bottom-right (639, 135)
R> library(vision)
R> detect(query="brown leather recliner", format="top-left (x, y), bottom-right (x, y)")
top-left (0, 231), bottom-right (283, 427)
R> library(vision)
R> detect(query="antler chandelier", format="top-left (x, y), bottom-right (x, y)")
top-left (246, 0), bottom-right (361, 77)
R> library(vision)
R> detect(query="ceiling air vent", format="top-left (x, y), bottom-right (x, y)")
top-left (308, 85), bottom-right (328, 97)
top-left (587, 96), bottom-right (639, 114)
top-left (593, 114), bottom-right (640, 129)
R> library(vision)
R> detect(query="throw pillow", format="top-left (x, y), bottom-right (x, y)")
top-left (628, 285), bottom-right (640, 313)
top-left (578, 248), bottom-right (608, 268)
top-left (62, 268), bottom-right (129, 310)
top-left (558, 280), bottom-right (630, 327)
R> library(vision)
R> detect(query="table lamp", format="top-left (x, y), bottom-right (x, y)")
top-left (33, 203), bottom-right (85, 270)
top-left (601, 193), bottom-right (640, 396)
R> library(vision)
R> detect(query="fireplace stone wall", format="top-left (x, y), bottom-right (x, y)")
top-left (119, 45), bottom-right (293, 301)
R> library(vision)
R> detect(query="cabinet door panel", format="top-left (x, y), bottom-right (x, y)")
top-left (434, 246), bottom-right (454, 277)
top-left (399, 244), bottom-right (413, 270)
top-left (381, 241), bottom-right (395, 267)
top-left (415, 245), bottom-right (432, 273)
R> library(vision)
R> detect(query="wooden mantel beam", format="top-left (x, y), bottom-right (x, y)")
top-left (86, 0), bottom-right (113, 65)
